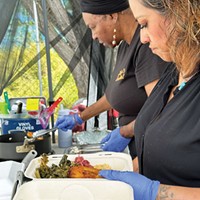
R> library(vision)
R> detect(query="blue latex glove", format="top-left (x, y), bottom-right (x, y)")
top-left (100, 127), bottom-right (131, 152)
top-left (99, 170), bottom-right (160, 200)
top-left (55, 113), bottom-right (83, 131)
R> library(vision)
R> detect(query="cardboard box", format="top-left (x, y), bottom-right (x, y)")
top-left (0, 96), bottom-right (47, 134)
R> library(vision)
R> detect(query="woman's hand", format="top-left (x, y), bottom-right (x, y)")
top-left (55, 113), bottom-right (83, 131)
top-left (99, 170), bottom-right (160, 200)
top-left (100, 127), bottom-right (131, 152)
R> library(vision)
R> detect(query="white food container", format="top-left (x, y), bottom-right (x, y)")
top-left (13, 179), bottom-right (134, 200)
top-left (0, 161), bottom-right (23, 200)
top-left (24, 152), bottom-right (133, 179)
top-left (0, 150), bottom-right (37, 200)
top-left (15, 152), bottom-right (134, 200)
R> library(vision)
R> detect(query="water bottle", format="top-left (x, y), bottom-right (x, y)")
top-left (57, 104), bottom-right (72, 148)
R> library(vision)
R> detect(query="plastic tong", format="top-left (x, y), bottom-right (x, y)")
top-left (39, 97), bottom-right (63, 129)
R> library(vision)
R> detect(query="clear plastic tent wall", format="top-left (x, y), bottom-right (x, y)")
top-left (0, 0), bottom-right (116, 130)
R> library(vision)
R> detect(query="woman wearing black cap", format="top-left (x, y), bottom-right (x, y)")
top-left (56, 0), bottom-right (173, 169)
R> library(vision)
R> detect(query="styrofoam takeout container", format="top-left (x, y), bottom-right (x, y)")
top-left (13, 179), bottom-right (134, 200)
top-left (17, 152), bottom-right (134, 200)
top-left (0, 150), bottom-right (37, 200)
top-left (0, 161), bottom-right (23, 200)
top-left (25, 152), bottom-right (133, 179)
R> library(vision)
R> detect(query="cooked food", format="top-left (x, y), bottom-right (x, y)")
top-left (68, 166), bottom-right (101, 178)
top-left (35, 154), bottom-right (110, 179)
top-left (26, 131), bottom-right (44, 140)
top-left (94, 164), bottom-right (111, 170)
top-left (74, 155), bottom-right (92, 167)
top-left (27, 131), bottom-right (33, 138)
top-left (35, 154), bottom-right (74, 178)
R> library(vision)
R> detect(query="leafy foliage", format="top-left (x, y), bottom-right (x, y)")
top-left (3, 41), bottom-right (79, 119)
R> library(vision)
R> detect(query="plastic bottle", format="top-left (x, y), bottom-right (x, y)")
top-left (57, 104), bottom-right (72, 148)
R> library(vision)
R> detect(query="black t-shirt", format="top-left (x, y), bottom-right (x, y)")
top-left (135, 66), bottom-right (200, 186)
top-left (105, 26), bottom-right (171, 126)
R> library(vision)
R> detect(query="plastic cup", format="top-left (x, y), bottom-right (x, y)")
top-left (58, 129), bottom-right (72, 148)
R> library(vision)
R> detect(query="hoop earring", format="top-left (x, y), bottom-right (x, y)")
top-left (112, 28), bottom-right (117, 47)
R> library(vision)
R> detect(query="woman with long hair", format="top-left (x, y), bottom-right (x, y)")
top-left (100, 0), bottom-right (200, 199)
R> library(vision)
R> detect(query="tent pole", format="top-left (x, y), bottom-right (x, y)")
top-left (33, 0), bottom-right (43, 96)
top-left (41, 0), bottom-right (56, 143)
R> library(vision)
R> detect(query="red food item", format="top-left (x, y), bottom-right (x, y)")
top-left (74, 155), bottom-right (92, 167)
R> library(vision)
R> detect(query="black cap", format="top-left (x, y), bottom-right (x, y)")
top-left (80, 0), bottom-right (129, 15)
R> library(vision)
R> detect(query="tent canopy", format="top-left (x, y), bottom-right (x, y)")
top-left (0, 0), bottom-right (116, 131)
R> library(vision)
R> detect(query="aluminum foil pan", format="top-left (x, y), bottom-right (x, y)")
top-left (73, 129), bottom-right (110, 145)
top-left (64, 143), bottom-right (103, 154)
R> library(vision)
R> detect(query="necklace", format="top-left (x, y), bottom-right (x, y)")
top-left (178, 81), bottom-right (186, 91)
top-left (179, 70), bottom-right (200, 90)
top-left (173, 81), bottom-right (186, 95)
top-left (173, 71), bottom-right (198, 95)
